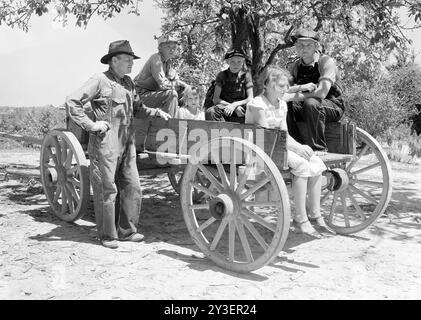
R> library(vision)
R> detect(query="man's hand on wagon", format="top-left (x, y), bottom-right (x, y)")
top-left (156, 109), bottom-right (172, 120)
top-left (92, 121), bottom-right (111, 134)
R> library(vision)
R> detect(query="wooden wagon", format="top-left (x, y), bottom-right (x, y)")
top-left (37, 112), bottom-right (392, 272)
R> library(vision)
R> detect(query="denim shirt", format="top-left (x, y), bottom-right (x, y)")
top-left (66, 68), bottom-right (158, 131)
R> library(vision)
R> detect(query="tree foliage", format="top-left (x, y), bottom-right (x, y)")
top-left (0, 0), bottom-right (140, 31)
top-left (156, 0), bottom-right (421, 85)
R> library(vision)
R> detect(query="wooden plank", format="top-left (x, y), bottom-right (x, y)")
top-left (133, 118), bottom-right (287, 170)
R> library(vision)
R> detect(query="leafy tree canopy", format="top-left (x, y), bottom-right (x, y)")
top-left (156, 0), bottom-right (421, 86)
top-left (0, 0), bottom-right (140, 30)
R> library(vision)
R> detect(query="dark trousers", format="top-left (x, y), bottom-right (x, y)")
top-left (88, 122), bottom-right (142, 241)
top-left (287, 98), bottom-right (344, 151)
top-left (205, 105), bottom-right (245, 123)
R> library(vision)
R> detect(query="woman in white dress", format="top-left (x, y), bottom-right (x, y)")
top-left (245, 66), bottom-right (333, 238)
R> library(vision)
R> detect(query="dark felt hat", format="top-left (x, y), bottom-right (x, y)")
top-left (291, 28), bottom-right (321, 43)
top-left (224, 48), bottom-right (246, 60)
top-left (100, 40), bottom-right (140, 64)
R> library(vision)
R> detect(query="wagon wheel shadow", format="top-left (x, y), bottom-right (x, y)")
top-left (138, 174), bottom-right (324, 276)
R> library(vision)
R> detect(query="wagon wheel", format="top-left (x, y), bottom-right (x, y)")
top-left (168, 167), bottom-right (212, 202)
top-left (320, 127), bottom-right (392, 234)
top-left (181, 136), bottom-right (290, 273)
top-left (168, 168), bottom-right (183, 194)
top-left (40, 129), bottom-right (90, 222)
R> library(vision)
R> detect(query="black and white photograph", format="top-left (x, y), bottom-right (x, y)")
top-left (0, 0), bottom-right (420, 303)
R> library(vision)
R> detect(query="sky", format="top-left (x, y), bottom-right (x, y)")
top-left (0, 1), bottom-right (163, 107)
top-left (0, 3), bottom-right (420, 107)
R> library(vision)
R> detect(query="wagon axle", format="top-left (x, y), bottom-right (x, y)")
top-left (323, 168), bottom-right (350, 192)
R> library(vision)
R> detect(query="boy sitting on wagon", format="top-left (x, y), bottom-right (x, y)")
top-left (205, 48), bottom-right (254, 123)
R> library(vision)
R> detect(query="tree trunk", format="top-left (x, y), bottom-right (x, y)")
top-left (229, 4), bottom-right (266, 94)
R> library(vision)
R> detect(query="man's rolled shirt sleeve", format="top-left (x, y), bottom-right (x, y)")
top-left (319, 56), bottom-right (337, 85)
top-left (150, 55), bottom-right (173, 90)
top-left (65, 76), bottom-right (100, 132)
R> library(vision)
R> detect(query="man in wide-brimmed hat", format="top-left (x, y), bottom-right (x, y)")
top-left (134, 35), bottom-right (189, 117)
top-left (285, 28), bottom-right (345, 152)
top-left (65, 40), bottom-right (170, 249)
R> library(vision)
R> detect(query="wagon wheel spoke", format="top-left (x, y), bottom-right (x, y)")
top-left (240, 176), bottom-right (271, 200)
top-left (346, 143), bottom-right (369, 172)
top-left (45, 146), bottom-right (58, 166)
top-left (68, 176), bottom-right (81, 188)
top-left (188, 203), bottom-right (210, 210)
top-left (229, 140), bottom-right (237, 188)
top-left (240, 215), bottom-right (269, 250)
top-left (191, 182), bottom-right (217, 198)
top-left (321, 190), bottom-right (332, 205)
top-left (228, 220), bottom-right (236, 262)
top-left (350, 162), bottom-right (381, 175)
top-left (348, 184), bottom-right (378, 205)
top-left (64, 148), bottom-right (74, 170)
top-left (197, 163), bottom-right (224, 194)
top-left (61, 185), bottom-right (68, 214)
top-left (235, 162), bottom-right (255, 194)
top-left (53, 186), bottom-right (62, 204)
top-left (236, 219), bottom-right (254, 263)
top-left (51, 136), bottom-right (63, 167)
top-left (241, 208), bottom-right (276, 233)
top-left (196, 217), bottom-right (217, 233)
top-left (347, 189), bottom-right (366, 221)
top-left (340, 192), bottom-right (350, 228)
top-left (59, 138), bottom-right (68, 165)
top-left (242, 201), bottom-right (279, 207)
top-left (66, 182), bottom-right (80, 203)
top-left (210, 218), bottom-right (229, 251)
top-left (327, 191), bottom-right (339, 225)
top-left (350, 179), bottom-right (383, 187)
top-left (216, 163), bottom-right (230, 190)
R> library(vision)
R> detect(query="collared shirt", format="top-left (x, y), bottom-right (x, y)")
top-left (134, 52), bottom-right (178, 92)
top-left (66, 68), bottom-right (158, 131)
top-left (288, 52), bottom-right (339, 86)
top-left (215, 68), bottom-right (253, 103)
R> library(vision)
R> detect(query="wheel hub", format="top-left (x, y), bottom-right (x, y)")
top-left (44, 168), bottom-right (58, 186)
top-left (324, 168), bottom-right (349, 192)
top-left (209, 194), bottom-right (235, 220)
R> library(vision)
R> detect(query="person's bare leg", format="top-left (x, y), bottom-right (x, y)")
top-left (292, 175), bottom-right (321, 236)
top-left (307, 174), bottom-right (335, 234)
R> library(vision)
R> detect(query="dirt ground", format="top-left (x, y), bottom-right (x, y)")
top-left (0, 149), bottom-right (420, 300)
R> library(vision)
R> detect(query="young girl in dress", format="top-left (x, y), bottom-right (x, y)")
top-left (177, 86), bottom-right (205, 120)
top-left (245, 66), bottom-right (333, 238)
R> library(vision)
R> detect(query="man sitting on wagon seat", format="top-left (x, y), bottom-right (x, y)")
top-left (65, 40), bottom-right (170, 249)
top-left (286, 28), bottom-right (345, 152)
top-left (134, 35), bottom-right (189, 118)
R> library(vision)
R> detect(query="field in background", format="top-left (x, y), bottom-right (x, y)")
top-left (0, 105), bottom-right (420, 164)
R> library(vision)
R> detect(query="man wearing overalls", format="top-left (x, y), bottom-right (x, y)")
top-left (286, 29), bottom-right (345, 152)
top-left (66, 40), bottom-right (170, 249)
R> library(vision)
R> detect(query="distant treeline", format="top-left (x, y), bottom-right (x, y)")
top-left (0, 106), bottom-right (66, 138)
